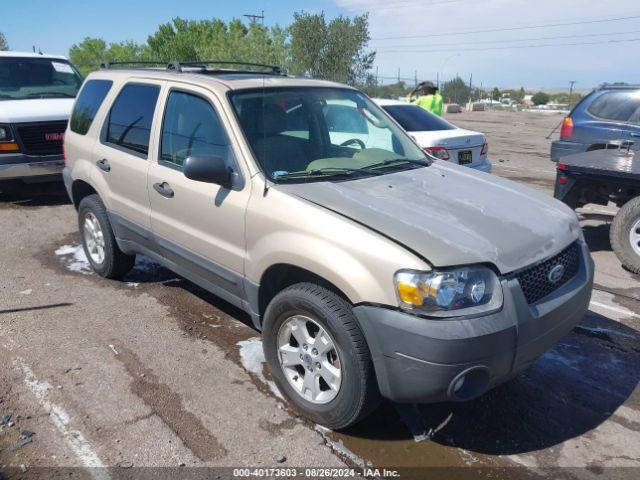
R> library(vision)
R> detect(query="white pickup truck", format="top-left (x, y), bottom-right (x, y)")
top-left (0, 51), bottom-right (83, 189)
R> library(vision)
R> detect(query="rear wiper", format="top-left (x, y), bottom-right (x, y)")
top-left (365, 157), bottom-right (432, 170)
top-left (275, 166), bottom-right (382, 180)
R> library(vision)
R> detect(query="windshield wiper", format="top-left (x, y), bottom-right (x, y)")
top-left (24, 92), bottom-right (75, 98)
top-left (274, 166), bottom-right (382, 181)
top-left (364, 158), bottom-right (432, 170)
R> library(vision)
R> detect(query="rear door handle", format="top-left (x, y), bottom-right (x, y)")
top-left (153, 182), bottom-right (174, 198)
top-left (96, 158), bottom-right (111, 172)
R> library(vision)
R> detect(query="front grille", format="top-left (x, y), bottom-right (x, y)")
top-left (16, 121), bottom-right (67, 156)
top-left (514, 242), bottom-right (580, 304)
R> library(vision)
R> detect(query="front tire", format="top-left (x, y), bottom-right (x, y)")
top-left (262, 283), bottom-right (380, 429)
top-left (78, 194), bottom-right (135, 278)
top-left (610, 196), bottom-right (640, 274)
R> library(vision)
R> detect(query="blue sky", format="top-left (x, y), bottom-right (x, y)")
top-left (2, 0), bottom-right (638, 89)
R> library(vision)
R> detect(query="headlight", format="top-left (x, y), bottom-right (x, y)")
top-left (0, 125), bottom-right (12, 141)
top-left (394, 266), bottom-right (503, 317)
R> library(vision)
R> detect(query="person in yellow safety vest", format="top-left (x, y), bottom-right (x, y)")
top-left (411, 81), bottom-right (443, 116)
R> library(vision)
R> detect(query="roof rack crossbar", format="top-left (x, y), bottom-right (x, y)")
top-left (100, 60), bottom-right (175, 70)
top-left (99, 59), bottom-right (285, 75)
top-left (172, 60), bottom-right (283, 75)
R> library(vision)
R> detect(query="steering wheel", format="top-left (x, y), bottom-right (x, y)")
top-left (340, 138), bottom-right (366, 149)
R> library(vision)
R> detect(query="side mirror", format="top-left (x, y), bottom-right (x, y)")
top-left (183, 155), bottom-right (230, 186)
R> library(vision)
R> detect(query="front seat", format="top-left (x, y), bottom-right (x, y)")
top-left (250, 104), bottom-right (310, 174)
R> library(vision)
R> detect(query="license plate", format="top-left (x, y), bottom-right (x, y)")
top-left (458, 150), bottom-right (473, 164)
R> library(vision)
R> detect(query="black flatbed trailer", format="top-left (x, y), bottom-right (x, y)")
top-left (554, 145), bottom-right (640, 273)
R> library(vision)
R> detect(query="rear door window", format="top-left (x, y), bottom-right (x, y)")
top-left (69, 79), bottom-right (112, 135)
top-left (106, 83), bottom-right (160, 156)
top-left (160, 90), bottom-right (229, 168)
top-left (587, 90), bottom-right (640, 123)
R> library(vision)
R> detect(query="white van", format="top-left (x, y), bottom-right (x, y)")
top-left (0, 52), bottom-right (83, 188)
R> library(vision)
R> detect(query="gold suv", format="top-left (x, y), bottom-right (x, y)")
top-left (63, 61), bottom-right (594, 429)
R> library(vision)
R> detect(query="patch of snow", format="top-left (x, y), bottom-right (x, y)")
top-left (126, 282), bottom-right (139, 288)
top-left (55, 244), bottom-right (92, 275)
top-left (237, 337), bottom-right (283, 399)
top-left (208, 324), bottom-right (222, 328)
top-left (19, 289), bottom-right (32, 295)
top-left (580, 325), bottom-right (638, 340)
top-left (459, 448), bottom-right (480, 464)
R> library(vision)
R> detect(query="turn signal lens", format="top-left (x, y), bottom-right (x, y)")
top-left (0, 142), bottom-right (19, 152)
top-left (560, 117), bottom-right (574, 139)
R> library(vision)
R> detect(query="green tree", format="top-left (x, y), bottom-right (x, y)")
top-left (491, 87), bottom-right (501, 101)
top-left (364, 81), bottom-right (411, 99)
top-left (0, 32), bottom-right (8, 51)
top-left (532, 91), bottom-right (550, 105)
top-left (442, 76), bottom-right (471, 104)
top-left (289, 11), bottom-right (375, 85)
top-left (146, 18), bottom-right (288, 67)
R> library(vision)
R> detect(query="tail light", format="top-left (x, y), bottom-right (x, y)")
top-left (560, 117), bottom-right (573, 139)
top-left (424, 146), bottom-right (450, 160)
top-left (556, 162), bottom-right (567, 183)
top-left (62, 140), bottom-right (66, 162)
top-left (480, 140), bottom-right (488, 156)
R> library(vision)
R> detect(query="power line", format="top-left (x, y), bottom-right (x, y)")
top-left (372, 14), bottom-right (640, 40)
top-left (375, 29), bottom-right (640, 51)
top-left (348, 0), bottom-right (460, 10)
top-left (375, 36), bottom-right (640, 54)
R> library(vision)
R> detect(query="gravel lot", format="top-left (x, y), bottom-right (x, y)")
top-left (0, 110), bottom-right (638, 479)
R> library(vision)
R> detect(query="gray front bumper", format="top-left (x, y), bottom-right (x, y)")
top-left (0, 153), bottom-right (64, 180)
top-left (353, 241), bottom-right (594, 403)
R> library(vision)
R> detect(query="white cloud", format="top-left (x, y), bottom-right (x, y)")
top-left (335, 0), bottom-right (640, 88)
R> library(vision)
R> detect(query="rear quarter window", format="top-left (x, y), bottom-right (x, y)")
top-left (587, 90), bottom-right (640, 123)
top-left (69, 79), bottom-right (113, 135)
top-left (382, 104), bottom-right (455, 131)
top-left (105, 83), bottom-right (160, 156)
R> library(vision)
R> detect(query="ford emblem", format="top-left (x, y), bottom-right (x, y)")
top-left (548, 264), bottom-right (565, 284)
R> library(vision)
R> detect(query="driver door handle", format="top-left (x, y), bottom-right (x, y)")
top-left (96, 158), bottom-right (111, 172)
top-left (153, 182), bottom-right (174, 198)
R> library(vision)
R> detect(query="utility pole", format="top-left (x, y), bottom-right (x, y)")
top-left (469, 73), bottom-right (473, 105)
top-left (414, 70), bottom-right (417, 88)
top-left (568, 80), bottom-right (577, 106)
top-left (397, 67), bottom-right (400, 84)
top-left (243, 10), bottom-right (265, 25)
top-left (375, 66), bottom-right (379, 97)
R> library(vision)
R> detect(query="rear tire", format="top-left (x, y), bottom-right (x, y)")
top-left (262, 282), bottom-right (380, 429)
top-left (610, 196), bottom-right (640, 274)
top-left (78, 194), bottom-right (135, 278)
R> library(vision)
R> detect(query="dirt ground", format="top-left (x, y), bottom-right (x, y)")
top-left (0, 110), bottom-right (638, 480)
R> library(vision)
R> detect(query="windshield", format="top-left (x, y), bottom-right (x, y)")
top-left (382, 104), bottom-right (455, 132)
top-left (0, 57), bottom-right (83, 100)
top-left (230, 87), bottom-right (428, 182)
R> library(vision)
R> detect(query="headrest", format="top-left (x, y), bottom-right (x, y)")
top-left (256, 103), bottom-right (287, 136)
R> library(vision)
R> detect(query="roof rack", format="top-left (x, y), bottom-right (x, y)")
top-left (100, 60), bottom-right (284, 75)
top-left (598, 82), bottom-right (640, 90)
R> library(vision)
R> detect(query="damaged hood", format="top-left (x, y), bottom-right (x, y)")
top-left (277, 163), bottom-right (580, 273)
